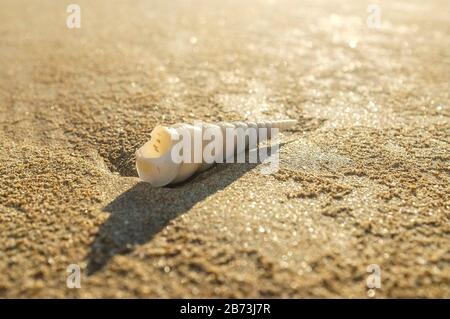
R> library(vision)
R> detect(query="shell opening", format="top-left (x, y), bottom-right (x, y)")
top-left (136, 125), bottom-right (180, 186)
top-left (136, 158), bottom-right (160, 180)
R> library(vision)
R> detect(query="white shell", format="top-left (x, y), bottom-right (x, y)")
top-left (136, 119), bottom-right (296, 187)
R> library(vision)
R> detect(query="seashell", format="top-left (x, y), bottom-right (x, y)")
top-left (136, 119), bottom-right (296, 187)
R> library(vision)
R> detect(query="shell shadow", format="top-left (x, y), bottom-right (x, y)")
top-left (86, 162), bottom-right (257, 275)
top-left (86, 145), bottom-right (283, 275)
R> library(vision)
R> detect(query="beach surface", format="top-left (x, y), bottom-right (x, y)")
top-left (0, 0), bottom-right (449, 297)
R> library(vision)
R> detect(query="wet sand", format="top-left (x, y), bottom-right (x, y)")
top-left (0, 0), bottom-right (449, 297)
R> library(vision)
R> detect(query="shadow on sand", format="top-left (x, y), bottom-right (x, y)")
top-left (86, 143), bottom-right (288, 274)
top-left (86, 161), bottom-right (261, 274)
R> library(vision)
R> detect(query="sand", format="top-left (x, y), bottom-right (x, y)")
top-left (0, 0), bottom-right (449, 298)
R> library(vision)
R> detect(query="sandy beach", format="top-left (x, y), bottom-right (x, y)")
top-left (0, 0), bottom-right (449, 298)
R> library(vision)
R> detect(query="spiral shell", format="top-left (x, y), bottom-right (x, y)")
top-left (136, 119), bottom-right (296, 187)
